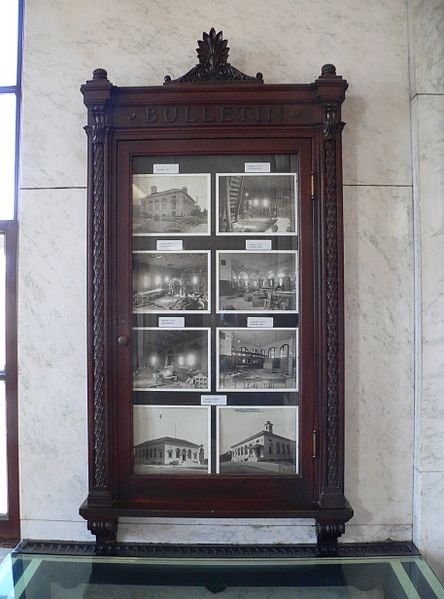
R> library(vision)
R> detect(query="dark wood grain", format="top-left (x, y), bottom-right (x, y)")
top-left (80, 62), bottom-right (352, 552)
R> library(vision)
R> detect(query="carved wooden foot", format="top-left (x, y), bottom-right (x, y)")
top-left (87, 518), bottom-right (118, 548)
top-left (316, 521), bottom-right (345, 556)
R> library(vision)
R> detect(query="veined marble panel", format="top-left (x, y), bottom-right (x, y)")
top-left (415, 95), bottom-right (444, 471)
top-left (118, 520), bottom-right (316, 544)
top-left (342, 524), bottom-right (412, 544)
top-left (408, 0), bottom-right (444, 96)
top-left (343, 186), bottom-right (414, 527)
top-left (21, 520), bottom-right (92, 542)
top-left (414, 470), bottom-right (444, 583)
top-left (18, 188), bottom-right (88, 523)
top-left (21, 0), bottom-right (410, 189)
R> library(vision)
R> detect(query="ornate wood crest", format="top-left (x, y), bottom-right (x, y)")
top-left (164, 28), bottom-right (263, 84)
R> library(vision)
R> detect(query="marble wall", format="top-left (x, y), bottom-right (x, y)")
top-left (409, 0), bottom-right (444, 582)
top-left (18, 0), bottom-right (415, 546)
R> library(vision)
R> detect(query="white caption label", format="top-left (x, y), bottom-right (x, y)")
top-left (247, 317), bottom-right (274, 328)
top-left (245, 162), bottom-right (271, 173)
top-left (158, 317), bottom-right (185, 328)
top-left (201, 395), bottom-right (227, 406)
top-left (156, 239), bottom-right (183, 251)
top-left (245, 239), bottom-right (272, 250)
top-left (153, 163), bottom-right (180, 174)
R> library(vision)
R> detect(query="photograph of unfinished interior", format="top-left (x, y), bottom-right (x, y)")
top-left (133, 406), bottom-right (210, 475)
top-left (133, 252), bottom-right (209, 312)
top-left (217, 251), bottom-right (297, 312)
top-left (217, 173), bottom-right (297, 234)
top-left (133, 328), bottom-right (210, 391)
top-left (217, 329), bottom-right (298, 391)
top-left (218, 407), bottom-right (298, 475)
top-left (133, 173), bottom-right (210, 235)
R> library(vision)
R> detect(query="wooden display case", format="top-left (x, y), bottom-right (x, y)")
top-left (79, 28), bottom-right (353, 554)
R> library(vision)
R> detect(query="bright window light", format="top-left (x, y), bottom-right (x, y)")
top-left (0, 95), bottom-right (16, 220)
top-left (0, 1), bottom-right (19, 87)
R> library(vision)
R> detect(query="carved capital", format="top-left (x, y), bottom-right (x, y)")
top-left (91, 106), bottom-right (106, 144)
top-left (165, 28), bottom-right (263, 84)
top-left (322, 104), bottom-right (345, 140)
top-left (316, 521), bottom-right (345, 556)
top-left (88, 518), bottom-right (118, 546)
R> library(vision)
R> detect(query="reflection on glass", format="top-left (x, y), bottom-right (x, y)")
top-left (0, 1), bottom-right (19, 86)
top-left (0, 95), bottom-right (17, 220)
top-left (0, 382), bottom-right (7, 514)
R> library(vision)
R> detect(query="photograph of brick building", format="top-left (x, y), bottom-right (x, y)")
top-left (133, 174), bottom-right (210, 235)
top-left (134, 406), bottom-right (210, 475)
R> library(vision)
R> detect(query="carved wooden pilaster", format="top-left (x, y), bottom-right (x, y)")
top-left (316, 64), bottom-right (348, 504)
top-left (81, 69), bottom-right (113, 499)
top-left (323, 110), bottom-right (341, 491)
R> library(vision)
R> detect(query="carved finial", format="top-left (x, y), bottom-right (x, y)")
top-left (93, 68), bottom-right (108, 80)
top-left (164, 28), bottom-right (263, 84)
top-left (321, 64), bottom-right (336, 77)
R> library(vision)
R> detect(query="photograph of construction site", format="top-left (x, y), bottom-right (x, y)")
top-left (133, 328), bottom-right (211, 392)
top-left (133, 173), bottom-right (210, 235)
top-left (216, 173), bottom-right (297, 235)
top-left (217, 406), bottom-right (298, 475)
top-left (216, 251), bottom-right (298, 313)
top-left (217, 328), bottom-right (298, 392)
top-left (133, 251), bottom-right (210, 313)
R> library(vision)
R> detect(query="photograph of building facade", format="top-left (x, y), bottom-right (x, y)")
top-left (133, 328), bottom-right (210, 391)
top-left (217, 251), bottom-right (297, 312)
top-left (217, 173), bottom-right (297, 234)
top-left (133, 406), bottom-right (209, 475)
top-left (218, 408), bottom-right (298, 475)
top-left (217, 329), bottom-right (298, 391)
top-left (133, 252), bottom-right (209, 312)
top-left (133, 174), bottom-right (210, 235)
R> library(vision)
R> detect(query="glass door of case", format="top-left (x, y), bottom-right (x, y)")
top-left (115, 139), bottom-right (315, 508)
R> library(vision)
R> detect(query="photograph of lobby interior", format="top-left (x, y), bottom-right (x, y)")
top-left (217, 251), bottom-right (297, 312)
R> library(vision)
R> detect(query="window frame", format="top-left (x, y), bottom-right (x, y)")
top-left (0, 221), bottom-right (19, 539)
top-left (0, 0), bottom-right (23, 540)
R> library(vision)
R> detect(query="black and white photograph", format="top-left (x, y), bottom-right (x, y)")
top-left (217, 328), bottom-right (298, 392)
top-left (133, 174), bottom-right (210, 235)
top-left (216, 251), bottom-right (298, 313)
top-left (217, 407), bottom-right (298, 475)
top-left (133, 251), bottom-right (210, 313)
top-left (134, 406), bottom-right (210, 475)
top-left (216, 173), bottom-right (297, 235)
top-left (133, 328), bottom-right (210, 391)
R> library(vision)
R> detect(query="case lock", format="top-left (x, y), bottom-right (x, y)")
top-left (117, 336), bottom-right (128, 346)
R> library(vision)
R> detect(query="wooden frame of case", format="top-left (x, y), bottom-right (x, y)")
top-left (79, 28), bottom-right (353, 555)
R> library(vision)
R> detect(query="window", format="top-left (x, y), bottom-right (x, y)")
top-left (0, 0), bottom-right (21, 540)
top-left (280, 344), bottom-right (289, 358)
top-left (268, 347), bottom-right (276, 358)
